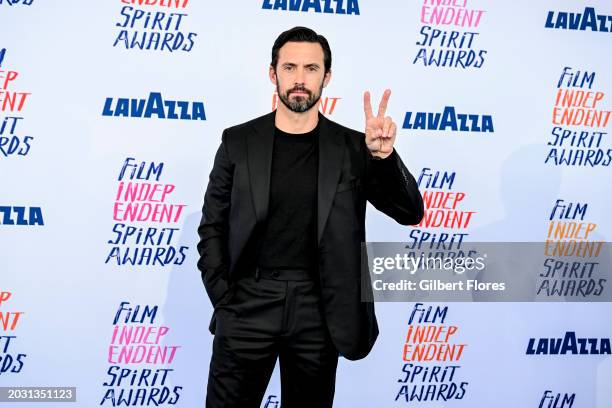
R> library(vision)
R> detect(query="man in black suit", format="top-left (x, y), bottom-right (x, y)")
top-left (197, 26), bottom-right (424, 408)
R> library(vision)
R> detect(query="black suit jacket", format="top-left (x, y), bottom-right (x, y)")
top-left (197, 110), bottom-right (424, 360)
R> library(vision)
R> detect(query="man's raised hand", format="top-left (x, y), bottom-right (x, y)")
top-left (364, 89), bottom-right (396, 159)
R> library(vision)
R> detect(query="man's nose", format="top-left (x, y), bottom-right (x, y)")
top-left (294, 67), bottom-right (306, 83)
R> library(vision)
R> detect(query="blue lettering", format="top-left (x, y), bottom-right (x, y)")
top-left (347, 0), bottom-right (359, 15)
top-left (115, 98), bottom-right (130, 117)
top-left (302, 0), bottom-right (320, 13)
top-left (440, 106), bottom-right (458, 131)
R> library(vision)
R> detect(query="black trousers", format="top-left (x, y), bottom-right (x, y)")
top-left (206, 268), bottom-right (339, 408)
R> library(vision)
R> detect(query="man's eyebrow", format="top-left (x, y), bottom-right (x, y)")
top-left (281, 62), bottom-right (321, 68)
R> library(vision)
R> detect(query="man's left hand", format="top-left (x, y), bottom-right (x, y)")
top-left (363, 89), bottom-right (396, 159)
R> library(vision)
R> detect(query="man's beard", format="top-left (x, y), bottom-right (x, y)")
top-left (276, 79), bottom-right (324, 113)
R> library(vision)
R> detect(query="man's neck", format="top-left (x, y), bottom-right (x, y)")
top-left (275, 103), bottom-right (319, 134)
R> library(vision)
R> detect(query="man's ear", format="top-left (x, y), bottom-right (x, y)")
top-left (269, 66), bottom-right (277, 85)
top-left (323, 69), bottom-right (332, 88)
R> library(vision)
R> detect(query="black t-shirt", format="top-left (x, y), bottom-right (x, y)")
top-left (256, 124), bottom-right (319, 270)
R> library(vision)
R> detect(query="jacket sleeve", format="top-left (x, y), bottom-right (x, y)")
top-left (363, 141), bottom-right (424, 226)
top-left (197, 130), bottom-right (233, 307)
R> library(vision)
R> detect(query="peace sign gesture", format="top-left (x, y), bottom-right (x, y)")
top-left (364, 89), bottom-right (396, 159)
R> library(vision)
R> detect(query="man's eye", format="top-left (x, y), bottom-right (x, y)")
top-left (308, 67), bottom-right (317, 72)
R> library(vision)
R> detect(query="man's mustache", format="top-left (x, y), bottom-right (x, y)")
top-left (288, 86), bottom-right (311, 95)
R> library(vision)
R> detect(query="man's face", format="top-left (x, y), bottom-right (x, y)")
top-left (270, 41), bottom-right (331, 113)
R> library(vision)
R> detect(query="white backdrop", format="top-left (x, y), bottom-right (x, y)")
top-left (1, 1), bottom-right (611, 407)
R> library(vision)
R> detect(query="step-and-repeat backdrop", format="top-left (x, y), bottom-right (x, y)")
top-left (1, 1), bottom-right (611, 407)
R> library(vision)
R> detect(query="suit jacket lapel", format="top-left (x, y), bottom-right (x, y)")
top-left (317, 112), bottom-right (344, 246)
top-left (247, 111), bottom-right (275, 224)
top-left (247, 110), bottom-right (344, 247)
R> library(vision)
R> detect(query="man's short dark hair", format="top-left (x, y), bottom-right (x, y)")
top-left (271, 26), bottom-right (332, 73)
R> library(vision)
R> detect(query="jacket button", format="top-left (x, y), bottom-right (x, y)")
top-left (272, 270), bottom-right (280, 278)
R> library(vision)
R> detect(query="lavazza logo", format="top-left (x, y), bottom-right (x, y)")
top-left (545, 7), bottom-right (612, 33)
top-left (261, 0), bottom-right (360, 15)
top-left (102, 92), bottom-right (205, 120)
top-left (402, 106), bottom-right (494, 133)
